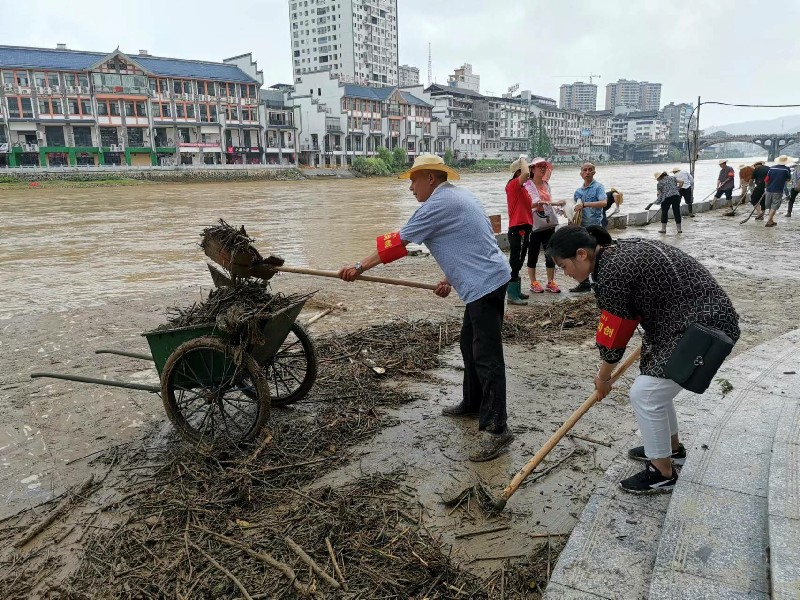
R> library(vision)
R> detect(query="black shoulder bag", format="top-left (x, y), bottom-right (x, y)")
top-left (663, 323), bottom-right (735, 394)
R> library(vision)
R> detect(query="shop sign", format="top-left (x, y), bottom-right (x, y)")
top-left (227, 146), bottom-right (262, 154)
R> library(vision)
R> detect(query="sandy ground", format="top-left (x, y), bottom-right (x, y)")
top-left (1, 208), bottom-right (798, 590)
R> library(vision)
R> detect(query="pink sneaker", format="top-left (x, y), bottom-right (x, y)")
top-left (545, 280), bottom-right (561, 293)
top-left (529, 281), bottom-right (545, 294)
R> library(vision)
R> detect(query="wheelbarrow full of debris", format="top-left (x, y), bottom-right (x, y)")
top-left (30, 294), bottom-right (314, 447)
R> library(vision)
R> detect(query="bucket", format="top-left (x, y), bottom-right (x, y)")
top-left (489, 214), bottom-right (502, 234)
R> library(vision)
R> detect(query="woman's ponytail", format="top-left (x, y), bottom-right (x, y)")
top-left (586, 224), bottom-right (614, 246)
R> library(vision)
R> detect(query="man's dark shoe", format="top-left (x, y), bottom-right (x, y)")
top-left (441, 402), bottom-right (478, 417)
top-left (628, 443), bottom-right (686, 466)
top-left (469, 429), bottom-right (514, 462)
top-left (569, 280), bottom-right (592, 293)
top-left (619, 461), bottom-right (678, 495)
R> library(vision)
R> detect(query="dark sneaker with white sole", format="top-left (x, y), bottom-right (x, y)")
top-left (619, 461), bottom-right (678, 494)
top-left (469, 429), bottom-right (514, 462)
top-left (627, 443), bottom-right (686, 466)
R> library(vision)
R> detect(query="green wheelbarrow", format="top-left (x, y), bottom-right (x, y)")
top-left (31, 300), bottom-right (310, 446)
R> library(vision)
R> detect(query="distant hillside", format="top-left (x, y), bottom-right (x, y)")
top-left (705, 115), bottom-right (800, 135)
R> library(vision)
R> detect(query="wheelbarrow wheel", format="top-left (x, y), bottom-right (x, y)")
top-left (161, 336), bottom-right (270, 445)
top-left (262, 322), bottom-right (318, 407)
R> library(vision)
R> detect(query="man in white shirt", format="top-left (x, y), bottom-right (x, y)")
top-left (671, 166), bottom-right (694, 218)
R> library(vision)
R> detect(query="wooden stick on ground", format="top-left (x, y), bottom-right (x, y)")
top-left (325, 537), bottom-right (347, 588)
top-left (188, 540), bottom-right (253, 600)
top-left (15, 475), bottom-right (95, 547)
top-left (286, 536), bottom-right (341, 589)
top-left (193, 526), bottom-right (313, 597)
top-left (454, 525), bottom-right (510, 540)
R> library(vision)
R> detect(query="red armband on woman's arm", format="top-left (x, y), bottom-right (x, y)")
top-left (596, 310), bottom-right (640, 349)
top-left (377, 231), bottom-right (408, 264)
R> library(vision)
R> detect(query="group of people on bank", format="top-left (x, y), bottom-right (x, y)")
top-left (736, 155), bottom-right (798, 226)
top-left (338, 153), bottom-right (740, 496)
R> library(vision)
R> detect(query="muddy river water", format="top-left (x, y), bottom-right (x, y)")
top-left (0, 157), bottom-right (764, 320)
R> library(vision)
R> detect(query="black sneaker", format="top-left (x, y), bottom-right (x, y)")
top-left (441, 402), bottom-right (478, 417)
top-left (469, 429), bottom-right (514, 462)
top-left (619, 461), bottom-right (678, 495)
top-left (569, 280), bottom-right (592, 293)
top-left (627, 443), bottom-right (687, 466)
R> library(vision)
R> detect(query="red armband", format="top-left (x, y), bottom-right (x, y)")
top-left (596, 310), bottom-right (640, 349)
top-left (377, 231), bottom-right (407, 264)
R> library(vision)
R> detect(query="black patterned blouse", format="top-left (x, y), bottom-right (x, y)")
top-left (592, 238), bottom-right (740, 377)
top-left (656, 175), bottom-right (681, 203)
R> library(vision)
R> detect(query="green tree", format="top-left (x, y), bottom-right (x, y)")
top-left (443, 148), bottom-right (454, 166)
top-left (391, 146), bottom-right (408, 171)
top-left (529, 116), bottom-right (553, 158)
top-left (377, 146), bottom-right (394, 169)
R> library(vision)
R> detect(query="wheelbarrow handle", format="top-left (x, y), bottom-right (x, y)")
top-left (264, 265), bottom-right (439, 291)
top-left (31, 372), bottom-right (160, 393)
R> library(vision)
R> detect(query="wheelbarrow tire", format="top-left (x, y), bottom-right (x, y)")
top-left (262, 322), bottom-right (318, 407)
top-left (161, 336), bottom-right (270, 445)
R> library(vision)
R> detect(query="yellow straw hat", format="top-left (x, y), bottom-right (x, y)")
top-left (398, 154), bottom-right (460, 180)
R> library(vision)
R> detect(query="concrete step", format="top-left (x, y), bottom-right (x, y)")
top-left (544, 329), bottom-right (800, 600)
top-left (649, 334), bottom-right (798, 599)
top-left (767, 383), bottom-right (800, 599)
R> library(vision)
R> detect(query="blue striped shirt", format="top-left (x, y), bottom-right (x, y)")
top-left (400, 182), bottom-right (511, 304)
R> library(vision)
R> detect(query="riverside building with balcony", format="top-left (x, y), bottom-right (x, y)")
top-left (0, 44), bottom-right (264, 167)
top-left (286, 70), bottom-right (431, 167)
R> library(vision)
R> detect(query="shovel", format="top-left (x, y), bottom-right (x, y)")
top-left (203, 235), bottom-right (438, 291)
top-left (489, 346), bottom-right (642, 512)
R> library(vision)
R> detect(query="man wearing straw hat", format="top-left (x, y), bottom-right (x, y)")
top-left (738, 163), bottom-right (755, 207)
top-left (338, 154), bottom-right (514, 462)
top-left (714, 159), bottom-right (735, 207)
top-left (763, 155), bottom-right (794, 227)
top-left (671, 166), bottom-right (694, 217)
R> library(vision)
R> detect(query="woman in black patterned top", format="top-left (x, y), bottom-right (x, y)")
top-left (655, 171), bottom-right (683, 234)
top-left (547, 225), bottom-right (740, 494)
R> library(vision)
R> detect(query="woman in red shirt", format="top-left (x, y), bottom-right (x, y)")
top-left (505, 156), bottom-right (533, 305)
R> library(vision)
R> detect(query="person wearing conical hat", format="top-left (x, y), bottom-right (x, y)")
top-left (763, 155), bottom-right (794, 227)
top-left (338, 154), bottom-right (514, 462)
top-left (655, 171), bottom-right (683, 234)
top-left (671, 166), bottom-right (695, 217)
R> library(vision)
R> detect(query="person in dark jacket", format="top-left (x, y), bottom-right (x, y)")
top-left (547, 225), bottom-right (740, 494)
top-left (655, 171), bottom-right (683, 234)
top-left (714, 159), bottom-right (735, 207)
top-left (751, 160), bottom-right (770, 219)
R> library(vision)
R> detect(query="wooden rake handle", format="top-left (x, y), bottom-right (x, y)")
top-left (271, 265), bottom-right (438, 291)
top-left (491, 345), bottom-right (642, 511)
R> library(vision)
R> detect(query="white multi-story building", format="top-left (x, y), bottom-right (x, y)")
top-left (611, 110), bottom-right (669, 160)
top-left (398, 65), bottom-right (419, 87)
top-left (661, 101), bottom-right (694, 142)
top-left (447, 63), bottom-right (480, 93)
top-left (289, 0), bottom-right (399, 87)
top-left (605, 79), bottom-right (662, 113)
top-left (559, 81), bottom-right (597, 112)
top-left (287, 70), bottom-right (431, 167)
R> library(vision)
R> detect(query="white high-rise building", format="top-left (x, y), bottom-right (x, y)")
top-left (398, 65), bottom-right (419, 87)
top-left (559, 81), bottom-right (598, 112)
top-left (289, 0), bottom-right (399, 87)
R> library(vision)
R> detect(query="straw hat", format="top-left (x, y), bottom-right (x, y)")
top-left (718, 159), bottom-right (727, 165)
top-left (753, 160), bottom-right (765, 166)
top-left (509, 155), bottom-right (528, 174)
top-left (398, 154), bottom-right (460, 180)
top-left (654, 171), bottom-right (667, 180)
top-left (671, 166), bottom-right (682, 173)
top-left (775, 155), bottom-right (793, 165)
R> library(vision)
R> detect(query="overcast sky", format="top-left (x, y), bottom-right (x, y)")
top-left (4, 0), bottom-right (800, 128)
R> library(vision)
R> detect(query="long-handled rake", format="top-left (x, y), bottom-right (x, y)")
top-left (489, 346), bottom-right (641, 512)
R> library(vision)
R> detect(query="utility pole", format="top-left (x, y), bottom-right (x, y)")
top-left (690, 95), bottom-right (700, 181)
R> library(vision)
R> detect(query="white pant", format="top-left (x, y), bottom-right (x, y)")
top-left (629, 375), bottom-right (683, 459)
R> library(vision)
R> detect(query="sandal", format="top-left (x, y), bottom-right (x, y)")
top-left (765, 222), bottom-right (777, 227)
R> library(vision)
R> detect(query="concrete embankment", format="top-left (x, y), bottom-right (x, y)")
top-left (0, 165), bottom-right (305, 183)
